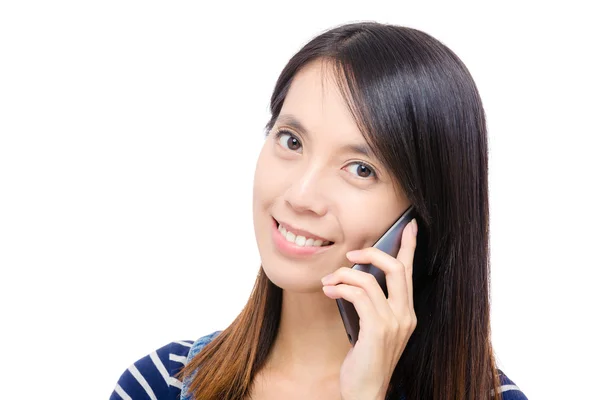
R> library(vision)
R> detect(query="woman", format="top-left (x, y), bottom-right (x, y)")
top-left (110, 22), bottom-right (528, 400)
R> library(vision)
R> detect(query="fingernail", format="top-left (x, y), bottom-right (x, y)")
top-left (322, 285), bottom-right (334, 294)
top-left (346, 250), bottom-right (360, 259)
top-left (321, 274), bottom-right (333, 284)
top-left (412, 219), bottom-right (418, 236)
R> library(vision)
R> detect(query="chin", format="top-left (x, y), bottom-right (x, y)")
top-left (260, 257), bottom-right (325, 293)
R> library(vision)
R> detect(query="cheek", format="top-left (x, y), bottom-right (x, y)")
top-left (337, 194), bottom-right (404, 251)
top-left (253, 149), bottom-right (284, 208)
top-left (253, 148), bottom-right (271, 196)
top-left (344, 222), bottom-right (380, 251)
top-left (337, 222), bottom-right (379, 269)
top-left (338, 204), bottom-right (380, 251)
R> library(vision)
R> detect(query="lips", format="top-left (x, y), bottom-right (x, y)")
top-left (270, 217), bottom-right (334, 257)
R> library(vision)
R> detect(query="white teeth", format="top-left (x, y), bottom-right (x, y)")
top-left (277, 223), bottom-right (330, 247)
top-left (285, 231), bottom-right (295, 242)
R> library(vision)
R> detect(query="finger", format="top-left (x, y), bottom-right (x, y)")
top-left (322, 283), bottom-right (381, 328)
top-left (397, 218), bottom-right (417, 310)
top-left (321, 268), bottom-right (394, 320)
top-left (397, 218), bottom-right (417, 265)
top-left (345, 246), bottom-right (410, 318)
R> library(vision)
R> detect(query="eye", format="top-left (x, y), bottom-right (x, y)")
top-left (275, 129), bottom-right (302, 152)
top-left (346, 162), bottom-right (377, 179)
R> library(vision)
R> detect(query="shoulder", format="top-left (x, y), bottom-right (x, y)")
top-left (109, 332), bottom-right (223, 400)
top-left (186, 330), bottom-right (222, 361)
top-left (496, 369), bottom-right (528, 399)
top-left (179, 330), bottom-right (223, 400)
top-left (109, 339), bottom-right (195, 400)
top-left (396, 368), bottom-right (528, 400)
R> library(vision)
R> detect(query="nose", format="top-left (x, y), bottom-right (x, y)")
top-left (283, 163), bottom-right (329, 216)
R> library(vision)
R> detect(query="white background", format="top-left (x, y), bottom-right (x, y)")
top-left (1, 1), bottom-right (598, 399)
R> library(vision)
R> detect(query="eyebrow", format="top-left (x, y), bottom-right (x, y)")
top-left (274, 114), bottom-right (374, 158)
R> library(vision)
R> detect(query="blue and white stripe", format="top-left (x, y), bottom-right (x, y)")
top-left (110, 340), bottom-right (193, 400)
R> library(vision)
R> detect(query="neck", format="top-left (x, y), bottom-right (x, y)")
top-left (265, 288), bottom-right (352, 379)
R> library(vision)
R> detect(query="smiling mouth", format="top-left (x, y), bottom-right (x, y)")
top-left (274, 219), bottom-right (334, 248)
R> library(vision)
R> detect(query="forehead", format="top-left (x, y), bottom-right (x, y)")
top-left (278, 60), bottom-right (364, 145)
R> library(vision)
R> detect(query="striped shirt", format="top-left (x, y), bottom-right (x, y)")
top-left (110, 339), bottom-right (195, 400)
top-left (110, 331), bottom-right (528, 399)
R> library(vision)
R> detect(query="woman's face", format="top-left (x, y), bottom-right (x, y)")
top-left (253, 60), bottom-right (410, 292)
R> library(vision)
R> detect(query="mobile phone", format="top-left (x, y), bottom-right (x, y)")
top-left (335, 205), bottom-right (417, 346)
